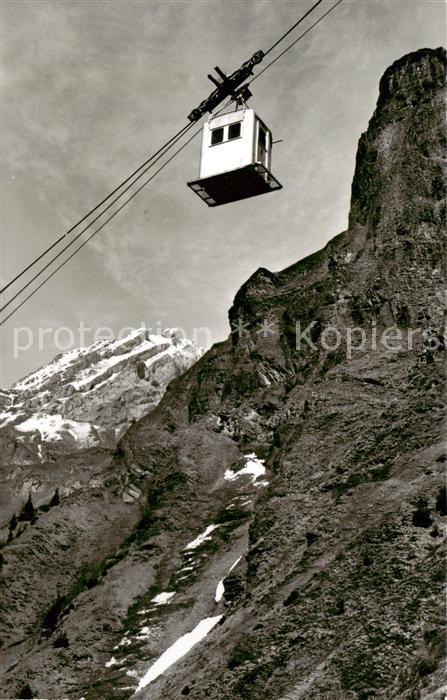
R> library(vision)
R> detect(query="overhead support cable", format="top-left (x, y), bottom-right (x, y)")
top-left (262, 0), bottom-right (324, 57)
top-left (0, 122), bottom-right (197, 316)
top-left (248, 0), bottom-right (343, 87)
top-left (0, 99), bottom-right (233, 327)
top-left (0, 126), bottom-right (203, 328)
top-left (0, 0), bottom-right (344, 323)
top-left (0, 122), bottom-right (193, 295)
top-left (187, 0), bottom-right (338, 119)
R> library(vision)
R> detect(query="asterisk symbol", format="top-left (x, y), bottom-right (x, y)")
top-left (231, 317), bottom-right (250, 337)
top-left (257, 319), bottom-right (276, 337)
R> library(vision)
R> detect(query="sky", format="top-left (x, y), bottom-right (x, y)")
top-left (1, 0), bottom-right (445, 387)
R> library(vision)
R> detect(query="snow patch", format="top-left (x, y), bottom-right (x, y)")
top-left (85, 371), bottom-right (118, 392)
top-left (224, 453), bottom-right (266, 483)
top-left (107, 328), bottom-right (145, 351)
top-left (105, 656), bottom-right (118, 667)
top-left (15, 413), bottom-right (97, 447)
top-left (0, 410), bottom-right (24, 427)
top-left (215, 555), bottom-right (243, 603)
top-left (114, 636), bottom-right (131, 649)
top-left (143, 345), bottom-right (173, 369)
top-left (229, 555), bottom-right (242, 572)
top-left (151, 591), bottom-right (175, 605)
top-left (67, 332), bottom-right (179, 391)
top-left (215, 580), bottom-right (225, 603)
top-left (135, 626), bottom-right (152, 640)
top-left (135, 615), bottom-right (223, 691)
top-left (184, 524), bottom-right (218, 550)
top-left (13, 347), bottom-right (88, 391)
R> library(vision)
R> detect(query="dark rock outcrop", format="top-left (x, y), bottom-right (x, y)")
top-left (0, 47), bottom-right (445, 700)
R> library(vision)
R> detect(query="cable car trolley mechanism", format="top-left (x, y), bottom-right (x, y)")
top-left (187, 54), bottom-right (282, 207)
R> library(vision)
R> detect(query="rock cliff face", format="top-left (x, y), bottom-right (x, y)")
top-left (0, 48), bottom-right (445, 700)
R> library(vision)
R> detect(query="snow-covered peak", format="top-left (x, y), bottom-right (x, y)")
top-left (2, 327), bottom-right (204, 463)
top-left (12, 327), bottom-right (194, 395)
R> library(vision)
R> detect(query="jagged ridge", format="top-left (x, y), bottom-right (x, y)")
top-left (0, 327), bottom-right (202, 466)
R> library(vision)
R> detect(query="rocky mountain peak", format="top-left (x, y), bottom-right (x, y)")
top-left (0, 327), bottom-right (203, 465)
top-left (376, 47), bottom-right (446, 114)
top-left (228, 47), bottom-right (445, 376)
top-left (349, 46), bottom-right (446, 232)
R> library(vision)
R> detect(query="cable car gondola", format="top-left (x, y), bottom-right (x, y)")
top-left (1, 1), bottom-right (344, 326)
top-left (187, 106), bottom-right (282, 207)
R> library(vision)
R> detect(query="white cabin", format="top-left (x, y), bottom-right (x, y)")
top-left (188, 107), bottom-right (281, 207)
top-left (199, 109), bottom-right (271, 178)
